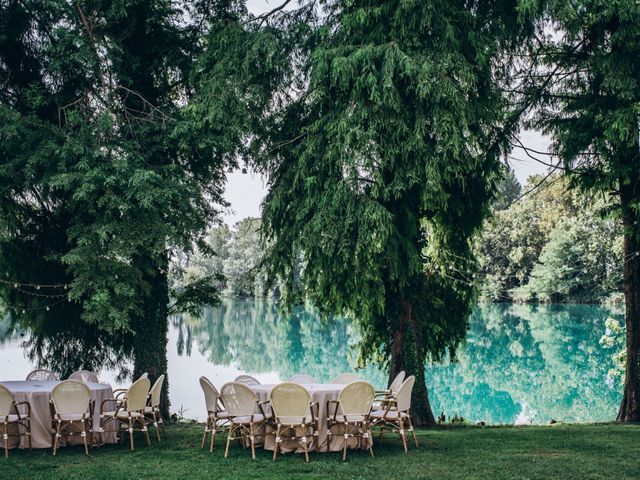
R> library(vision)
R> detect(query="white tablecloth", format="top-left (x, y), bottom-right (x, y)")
top-left (251, 383), bottom-right (368, 453)
top-left (1, 380), bottom-right (118, 449)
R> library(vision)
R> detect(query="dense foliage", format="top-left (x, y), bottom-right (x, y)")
top-left (524, 0), bottom-right (640, 421)
top-left (0, 0), bottom-right (253, 411)
top-left (477, 173), bottom-right (623, 303)
top-left (208, 0), bottom-right (540, 426)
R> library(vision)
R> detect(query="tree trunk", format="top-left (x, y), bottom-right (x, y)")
top-left (617, 180), bottom-right (640, 422)
top-left (132, 252), bottom-right (170, 419)
top-left (388, 297), bottom-right (436, 427)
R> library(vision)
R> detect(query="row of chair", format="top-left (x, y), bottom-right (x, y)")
top-left (200, 371), bottom-right (417, 462)
top-left (0, 372), bottom-right (164, 458)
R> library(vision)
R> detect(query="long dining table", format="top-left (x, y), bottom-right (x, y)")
top-left (1, 380), bottom-right (118, 449)
top-left (250, 383), bottom-right (370, 453)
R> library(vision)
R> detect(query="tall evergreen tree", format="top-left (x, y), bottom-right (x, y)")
top-left (243, 0), bottom-right (535, 425)
top-left (527, 0), bottom-right (640, 421)
top-left (0, 0), bottom-right (248, 414)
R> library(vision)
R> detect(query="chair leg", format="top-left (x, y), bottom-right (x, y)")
top-left (82, 421), bottom-right (89, 455)
top-left (3, 423), bottom-right (8, 458)
top-left (53, 421), bottom-right (61, 456)
top-left (302, 433), bottom-right (309, 463)
top-left (224, 425), bottom-right (233, 458)
top-left (128, 418), bottom-right (134, 451)
top-left (201, 419), bottom-right (208, 449)
top-left (342, 425), bottom-right (348, 461)
top-left (152, 412), bottom-right (161, 442)
top-left (143, 419), bottom-right (151, 447)
top-left (399, 420), bottom-right (408, 453)
top-left (366, 423), bottom-right (374, 458)
top-left (407, 416), bottom-right (418, 447)
top-left (210, 419), bottom-right (216, 452)
top-left (28, 421), bottom-right (32, 452)
top-left (249, 424), bottom-right (256, 460)
top-left (272, 424), bottom-right (280, 462)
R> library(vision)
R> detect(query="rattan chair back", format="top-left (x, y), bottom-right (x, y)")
top-left (69, 370), bottom-right (99, 383)
top-left (0, 384), bottom-right (14, 417)
top-left (126, 377), bottom-right (151, 411)
top-left (51, 380), bottom-right (90, 416)
top-left (149, 374), bottom-right (165, 408)
top-left (220, 382), bottom-right (257, 416)
top-left (26, 369), bottom-right (58, 381)
top-left (271, 383), bottom-right (310, 419)
top-left (288, 374), bottom-right (316, 384)
top-left (396, 375), bottom-right (415, 412)
top-left (338, 381), bottom-right (374, 416)
top-left (331, 373), bottom-right (361, 384)
top-left (234, 375), bottom-right (260, 386)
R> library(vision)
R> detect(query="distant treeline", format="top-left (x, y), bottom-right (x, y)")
top-left (476, 170), bottom-right (623, 304)
top-left (172, 170), bottom-right (623, 304)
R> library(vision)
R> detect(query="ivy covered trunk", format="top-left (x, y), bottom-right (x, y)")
top-left (388, 297), bottom-right (437, 427)
top-left (132, 253), bottom-right (170, 419)
top-left (617, 173), bottom-right (640, 422)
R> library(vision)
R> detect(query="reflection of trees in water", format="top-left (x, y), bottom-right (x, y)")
top-left (1, 304), bottom-right (134, 381)
top-left (174, 300), bottom-right (622, 424)
top-left (428, 304), bottom-right (622, 424)
top-left (172, 299), bottom-right (385, 385)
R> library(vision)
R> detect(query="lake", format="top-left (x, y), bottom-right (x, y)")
top-left (0, 300), bottom-right (624, 425)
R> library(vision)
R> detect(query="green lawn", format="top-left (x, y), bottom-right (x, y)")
top-left (1, 423), bottom-right (639, 479)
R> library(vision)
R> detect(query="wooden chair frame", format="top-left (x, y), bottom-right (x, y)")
top-left (1, 399), bottom-right (31, 458)
top-left (49, 399), bottom-right (94, 455)
top-left (369, 398), bottom-right (419, 453)
top-left (326, 400), bottom-right (374, 460)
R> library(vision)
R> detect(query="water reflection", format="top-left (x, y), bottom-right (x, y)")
top-left (0, 300), bottom-right (623, 424)
top-left (171, 300), bottom-right (385, 387)
top-left (173, 300), bottom-right (622, 424)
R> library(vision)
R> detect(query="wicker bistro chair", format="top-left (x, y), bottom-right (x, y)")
top-left (234, 375), bottom-right (260, 386)
top-left (270, 382), bottom-right (319, 463)
top-left (330, 373), bottom-right (361, 384)
top-left (220, 382), bottom-right (270, 460)
top-left (26, 369), bottom-right (58, 381)
top-left (144, 374), bottom-right (165, 441)
top-left (0, 383), bottom-right (31, 458)
top-left (68, 370), bottom-right (99, 383)
top-left (327, 381), bottom-right (375, 461)
top-left (199, 377), bottom-right (230, 452)
top-left (369, 375), bottom-right (418, 453)
top-left (50, 380), bottom-right (93, 455)
top-left (111, 372), bottom-right (149, 401)
top-left (287, 374), bottom-right (317, 384)
top-left (373, 371), bottom-right (405, 409)
top-left (99, 377), bottom-right (151, 450)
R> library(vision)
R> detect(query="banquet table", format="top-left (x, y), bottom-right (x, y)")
top-left (1, 380), bottom-right (118, 449)
top-left (250, 383), bottom-right (369, 453)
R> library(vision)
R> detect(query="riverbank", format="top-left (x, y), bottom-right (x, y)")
top-left (1, 423), bottom-right (638, 479)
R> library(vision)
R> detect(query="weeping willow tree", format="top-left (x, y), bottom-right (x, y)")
top-left (237, 0), bottom-right (537, 425)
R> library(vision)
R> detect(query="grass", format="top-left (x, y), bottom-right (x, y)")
top-left (1, 423), bottom-right (639, 479)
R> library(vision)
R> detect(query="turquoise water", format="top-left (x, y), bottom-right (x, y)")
top-left (0, 300), bottom-right (624, 424)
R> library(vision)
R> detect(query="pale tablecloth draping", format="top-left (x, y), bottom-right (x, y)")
top-left (1, 380), bottom-right (118, 449)
top-left (250, 383), bottom-right (369, 453)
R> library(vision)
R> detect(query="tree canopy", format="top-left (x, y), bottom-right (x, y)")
top-left (205, 0), bottom-right (539, 425)
top-left (525, 0), bottom-right (640, 421)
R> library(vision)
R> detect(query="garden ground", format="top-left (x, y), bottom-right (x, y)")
top-left (1, 423), bottom-right (638, 479)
